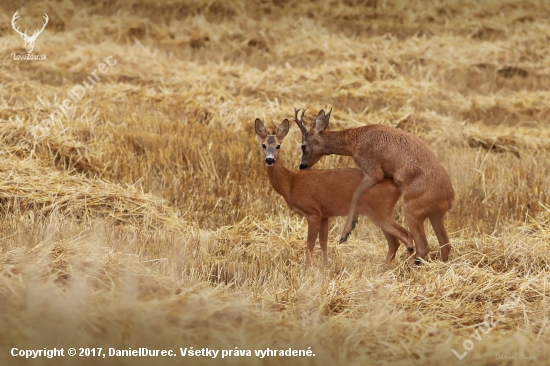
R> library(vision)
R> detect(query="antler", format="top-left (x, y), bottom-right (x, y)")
top-left (29, 13), bottom-right (48, 40)
top-left (293, 108), bottom-right (308, 135)
top-left (11, 12), bottom-right (48, 40)
top-left (11, 11), bottom-right (28, 38)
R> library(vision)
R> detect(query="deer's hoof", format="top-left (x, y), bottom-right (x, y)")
top-left (339, 234), bottom-right (349, 244)
top-left (414, 258), bottom-right (422, 266)
top-left (407, 247), bottom-right (415, 254)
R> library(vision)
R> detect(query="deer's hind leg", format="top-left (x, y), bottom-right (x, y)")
top-left (429, 214), bottom-right (451, 262)
top-left (372, 218), bottom-right (415, 264)
top-left (403, 209), bottom-right (429, 265)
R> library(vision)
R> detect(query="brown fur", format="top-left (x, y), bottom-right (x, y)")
top-left (295, 109), bottom-right (455, 264)
top-left (255, 117), bottom-right (413, 266)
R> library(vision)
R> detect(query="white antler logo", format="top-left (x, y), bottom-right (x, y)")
top-left (11, 11), bottom-right (49, 54)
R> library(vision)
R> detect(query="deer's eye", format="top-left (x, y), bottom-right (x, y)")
top-left (262, 144), bottom-right (266, 149)
top-left (301, 145), bottom-right (306, 152)
top-left (276, 145), bottom-right (280, 149)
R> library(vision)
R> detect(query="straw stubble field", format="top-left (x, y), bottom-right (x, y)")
top-left (1, 0), bottom-right (549, 365)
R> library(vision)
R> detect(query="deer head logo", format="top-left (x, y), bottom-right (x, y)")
top-left (11, 11), bottom-right (49, 54)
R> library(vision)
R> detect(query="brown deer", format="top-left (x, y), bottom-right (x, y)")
top-left (254, 117), bottom-right (414, 266)
top-left (294, 108), bottom-right (455, 265)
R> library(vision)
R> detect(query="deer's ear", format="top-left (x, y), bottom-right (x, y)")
top-left (312, 109), bottom-right (329, 133)
top-left (255, 118), bottom-right (267, 139)
top-left (276, 119), bottom-right (290, 140)
top-left (324, 108), bottom-right (332, 126)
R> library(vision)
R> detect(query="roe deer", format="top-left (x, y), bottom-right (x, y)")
top-left (254, 117), bottom-right (414, 266)
top-left (294, 108), bottom-right (455, 265)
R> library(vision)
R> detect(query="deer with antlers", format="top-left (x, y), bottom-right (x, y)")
top-left (293, 108), bottom-right (455, 265)
top-left (255, 115), bottom-right (414, 266)
top-left (11, 11), bottom-right (49, 54)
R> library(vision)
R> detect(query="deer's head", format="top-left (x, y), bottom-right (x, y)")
top-left (254, 118), bottom-right (290, 166)
top-left (293, 108), bottom-right (331, 170)
top-left (12, 11), bottom-right (49, 54)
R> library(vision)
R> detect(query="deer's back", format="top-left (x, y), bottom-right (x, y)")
top-left (288, 168), bottom-right (399, 218)
top-left (352, 125), bottom-right (455, 206)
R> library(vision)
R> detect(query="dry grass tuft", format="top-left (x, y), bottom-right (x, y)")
top-left (467, 135), bottom-right (521, 157)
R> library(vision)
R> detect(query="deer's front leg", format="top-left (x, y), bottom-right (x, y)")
top-left (319, 217), bottom-right (329, 265)
top-left (305, 216), bottom-right (321, 266)
top-left (340, 174), bottom-right (378, 243)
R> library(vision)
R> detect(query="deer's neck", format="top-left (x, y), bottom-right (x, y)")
top-left (319, 129), bottom-right (355, 156)
top-left (266, 160), bottom-right (293, 199)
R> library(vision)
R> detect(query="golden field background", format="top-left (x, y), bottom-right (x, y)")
top-left (0, 0), bottom-right (550, 364)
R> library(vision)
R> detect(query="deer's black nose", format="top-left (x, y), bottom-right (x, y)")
top-left (265, 158), bottom-right (275, 165)
top-left (299, 163), bottom-right (308, 170)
